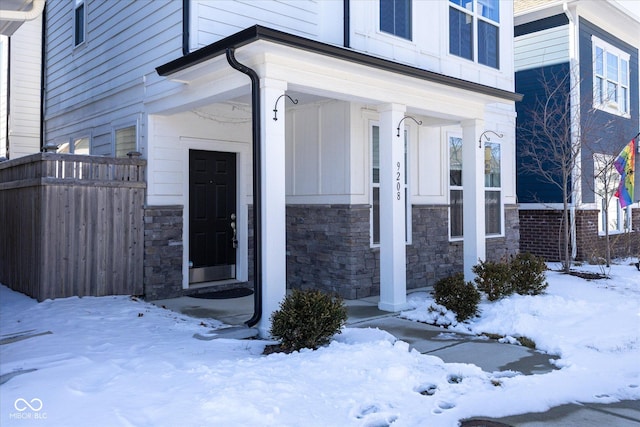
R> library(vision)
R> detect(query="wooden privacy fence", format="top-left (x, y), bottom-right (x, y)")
top-left (0, 153), bottom-right (146, 301)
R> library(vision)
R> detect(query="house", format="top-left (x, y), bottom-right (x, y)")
top-left (8, 0), bottom-right (521, 336)
top-left (514, 0), bottom-right (640, 262)
top-left (0, 0), bottom-right (45, 159)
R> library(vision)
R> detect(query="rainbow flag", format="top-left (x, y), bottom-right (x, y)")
top-left (614, 139), bottom-right (636, 208)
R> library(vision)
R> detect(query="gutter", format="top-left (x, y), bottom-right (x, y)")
top-left (225, 47), bottom-right (262, 328)
top-left (0, 0), bottom-right (45, 21)
top-left (157, 25), bottom-right (522, 102)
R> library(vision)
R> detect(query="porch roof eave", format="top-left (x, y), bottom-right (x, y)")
top-left (156, 24), bottom-right (523, 103)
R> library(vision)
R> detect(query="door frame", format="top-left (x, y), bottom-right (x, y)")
top-left (181, 137), bottom-right (250, 290)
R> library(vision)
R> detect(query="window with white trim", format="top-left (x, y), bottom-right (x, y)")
top-left (593, 36), bottom-right (630, 116)
top-left (371, 124), bottom-right (411, 245)
top-left (484, 141), bottom-right (502, 235)
top-left (448, 135), bottom-right (502, 239)
top-left (115, 125), bottom-right (137, 158)
top-left (449, 135), bottom-right (464, 238)
top-left (57, 136), bottom-right (90, 154)
top-left (449, 0), bottom-right (500, 69)
top-left (380, 0), bottom-right (412, 40)
top-left (74, 0), bottom-right (86, 47)
top-left (594, 153), bottom-right (631, 233)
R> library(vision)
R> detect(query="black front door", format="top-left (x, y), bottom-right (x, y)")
top-left (189, 150), bottom-right (237, 283)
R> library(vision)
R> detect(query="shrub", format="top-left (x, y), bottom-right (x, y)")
top-left (433, 274), bottom-right (480, 322)
top-left (269, 289), bottom-right (348, 352)
top-left (510, 252), bottom-right (548, 296)
top-left (472, 259), bottom-right (513, 301)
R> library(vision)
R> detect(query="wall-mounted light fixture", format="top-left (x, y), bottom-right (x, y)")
top-left (478, 130), bottom-right (503, 148)
top-left (273, 94), bottom-right (299, 121)
top-left (396, 116), bottom-right (422, 137)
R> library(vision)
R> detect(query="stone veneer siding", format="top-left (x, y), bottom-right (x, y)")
top-left (143, 205), bottom-right (183, 300)
top-left (284, 204), bottom-right (520, 299)
top-left (286, 205), bottom-right (375, 299)
top-left (519, 208), bottom-right (639, 262)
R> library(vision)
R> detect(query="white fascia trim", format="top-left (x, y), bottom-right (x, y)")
top-left (0, 0), bottom-right (45, 21)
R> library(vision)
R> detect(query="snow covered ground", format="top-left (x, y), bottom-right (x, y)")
top-left (1, 261), bottom-right (639, 426)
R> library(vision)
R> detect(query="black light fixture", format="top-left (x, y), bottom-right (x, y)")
top-left (396, 116), bottom-right (422, 137)
top-left (478, 130), bottom-right (503, 148)
top-left (273, 94), bottom-right (298, 121)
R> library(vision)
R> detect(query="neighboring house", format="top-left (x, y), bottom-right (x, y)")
top-left (23, 0), bottom-right (520, 335)
top-left (514, 0), bottom-right (640, 262)
top-left (0, 0), bottom-right (45, 159)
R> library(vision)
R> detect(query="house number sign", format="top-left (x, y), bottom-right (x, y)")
top-left (396, 161), bottom-right (402, 201)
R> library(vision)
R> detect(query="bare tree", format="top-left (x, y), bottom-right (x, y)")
top-left (518, 67), bottom-right (609, 273)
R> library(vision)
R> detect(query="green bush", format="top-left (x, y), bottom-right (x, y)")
top-left (433, 274), bottom-right (480, 322)
top-left (472, 259), bottom-right (513, 301)
top-left (510, 252), bottom-right (548, 296)
top-left (269, 289), bottom-right (348, 352)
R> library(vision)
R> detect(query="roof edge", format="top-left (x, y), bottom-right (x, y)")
top-left (156, 25), bottom-right (523, 102)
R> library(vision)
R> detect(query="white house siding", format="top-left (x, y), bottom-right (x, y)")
top-left (350, 0), bottom-right (515, 93)
top-left (191, 0), bottom-right (342, 50)
top-left (45, 0), bottom-right (182, 154)
top-left (514, 25), bottom-right (569, 71)
top-left (1, 16), bottom-right (42, 158)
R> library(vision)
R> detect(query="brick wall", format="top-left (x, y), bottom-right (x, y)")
top-left (143, 205), bottom-right (183, 300)
top-left (519, 208), bottom-right (639, 262)
top-left (519, 209), bottom-right (568, 261)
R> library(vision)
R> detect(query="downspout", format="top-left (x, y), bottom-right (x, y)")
top-left (182, 0), bottom-right (189, 55)
top-left (343, 0), bottom-right (350, 48)
top-left (4, 38), bottom-right (9, 157)
top-left (39, 4), bottom-right (46, 150)
top-left (226, 47), bottom-right (262, 327)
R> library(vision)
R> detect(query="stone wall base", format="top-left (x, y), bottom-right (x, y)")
top-left (143, 205), bottom-right (184, 300)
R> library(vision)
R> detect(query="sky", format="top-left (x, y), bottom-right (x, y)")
top-left (1, 260), bottom-right (639, 426)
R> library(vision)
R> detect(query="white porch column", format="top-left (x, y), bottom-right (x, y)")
top-left (257, 78), bottom-right (288, 337)
top-left (461, 119), bottom-right (486, 281)
top-left (377, 103), bottom-right (408, 312)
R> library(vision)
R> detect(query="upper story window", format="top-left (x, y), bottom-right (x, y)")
top-left (57, 136), bottom-right (90, 154)
top-left (593, 36), bottom-right (630, 117)
top-left (380, 0), bottom-right (412, 40)
top-left (449, 0), bottom-right (500, 69)
top-left (74, 0), bottom-right (86, 46)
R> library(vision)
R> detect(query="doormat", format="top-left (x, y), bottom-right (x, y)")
top-left (190, 288), bottom-right (254, 300)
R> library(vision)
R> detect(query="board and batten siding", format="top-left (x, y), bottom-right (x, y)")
top-left (515, 25), bottom-right (569, 72)
top-left (45, 0), bottom-right (182, 155)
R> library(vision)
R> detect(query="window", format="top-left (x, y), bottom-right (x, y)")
top-left (449, 136), bottom-right (463, 238)
top-left (593, 37), bottom-right (630, 116)
top-left (115, 125), bottom-right (136, 157)
top-left (57, 136), bottom-right (90, 154)
top-left (371, 125), bottom-right (410, 245)
top-left (448, 135), bottom-right (502, 239)
top-left (74, 0), bottom-right (85, 46)
top-left (380, 0), bottom-right (412, 40)
top-left (594, 153), bottom-right (631, 233)
top-left (484, 142), bottom-right (501, 235)
top-left (449, 0), bottom-right (499, 68)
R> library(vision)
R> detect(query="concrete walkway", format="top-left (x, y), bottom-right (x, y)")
top-left (151, 291), bottom-right (640, 426)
